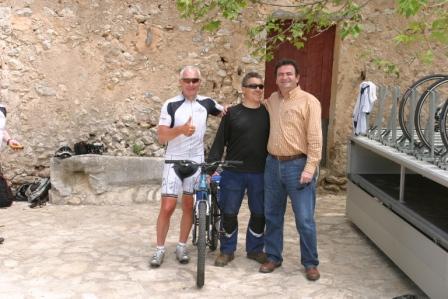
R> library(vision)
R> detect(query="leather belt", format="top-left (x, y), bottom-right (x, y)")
top-left (270, 153), bottom-right (307, 161)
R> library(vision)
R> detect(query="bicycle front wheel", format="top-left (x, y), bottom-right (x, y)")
top-left (209, 193), bottom-right (220, 251)
top-left (196, 200), bottom-right (207, 288)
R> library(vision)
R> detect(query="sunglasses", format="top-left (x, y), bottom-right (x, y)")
top-left (243, 84), bottom-right (264, 90)
top-left (181, 78), bottom-right (200, 84)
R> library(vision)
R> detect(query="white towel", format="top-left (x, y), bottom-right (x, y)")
top-left (353, 81), bottom-right (377, 135)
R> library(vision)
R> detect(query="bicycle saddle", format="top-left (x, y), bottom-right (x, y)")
top-left (173, 163), bottom-right (199, 180)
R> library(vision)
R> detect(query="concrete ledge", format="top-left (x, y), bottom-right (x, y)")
top-left (49, 155), bottom-right (164, 205)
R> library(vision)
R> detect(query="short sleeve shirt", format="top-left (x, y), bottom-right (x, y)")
top-left (159, 94), bottom-right (222, 158)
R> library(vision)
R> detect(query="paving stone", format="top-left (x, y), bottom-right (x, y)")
top-left (0, 192), bottom-right (427, 298)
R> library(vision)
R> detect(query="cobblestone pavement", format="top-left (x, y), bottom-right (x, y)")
top-left (0, 192), bottom-right (426, 299)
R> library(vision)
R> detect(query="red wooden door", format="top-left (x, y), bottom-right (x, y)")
top-left (264, 25), bottom-right (336, 165)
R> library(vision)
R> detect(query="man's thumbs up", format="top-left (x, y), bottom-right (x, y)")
top-left (183, 116), bottom-right (195, 136)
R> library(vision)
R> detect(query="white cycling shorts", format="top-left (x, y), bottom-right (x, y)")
top-left (161, 155), bottom-right (203, 198)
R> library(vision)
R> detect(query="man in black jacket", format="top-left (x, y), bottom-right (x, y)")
top-left (208, 71), bottom-right (269, 266)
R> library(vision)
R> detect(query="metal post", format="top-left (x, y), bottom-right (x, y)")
top-left (399, 165), bottom-right (405, 203)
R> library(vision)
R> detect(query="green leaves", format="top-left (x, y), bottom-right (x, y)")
top-left (373, 58), bottom-right (400, 78)
top-left (202, 20), bottom-right (221, 32)
top-left (396, 0), bottom-right (428, 17)
top-left (431, 14), bottom-right (448, 44)
top-left (176, 0), bottom-right (248, 20)
top-left (176, 0), bottom-right (447, 68)
top-left (341, 23), bottom-right (362, 39)
top-left (393, 2), bottom-right (448, 63)
top-left (418, 49), bottom-right (434, 64)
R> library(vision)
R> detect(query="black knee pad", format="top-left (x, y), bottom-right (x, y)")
top-left (249, 213), bottom-right (265, 235)
top-left (222, 214), bottom-right (238, 234)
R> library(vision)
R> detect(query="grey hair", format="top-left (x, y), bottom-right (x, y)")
top-left (179, 65), bottom-right (202, 79)
top-left (241, 71), bottom-right (263, 87)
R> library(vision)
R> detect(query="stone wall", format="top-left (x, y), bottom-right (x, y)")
top-left (50, 155), bottom-right (163, 205)
top-left (1, 0), bottom-right (447, 184)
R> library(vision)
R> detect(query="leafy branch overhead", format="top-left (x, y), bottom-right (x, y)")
top-left (176, 0), bottom-right (448, 63)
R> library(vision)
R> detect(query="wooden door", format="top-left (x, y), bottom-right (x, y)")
top-left (264, 25), bottom-right (336, 166)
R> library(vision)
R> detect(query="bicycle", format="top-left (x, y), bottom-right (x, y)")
top-left (164, 159), bottom-right (242, 288)
top-left (398, 74), bottom-right (447, 145)
top-left (413, 76), bottom-right (448, 154)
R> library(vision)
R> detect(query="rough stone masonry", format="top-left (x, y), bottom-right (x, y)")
top-left (0, 0), bottom-right (446, 186)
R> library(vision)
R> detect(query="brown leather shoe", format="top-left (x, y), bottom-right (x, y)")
top-left (214, 253), bottom-right (234, 267)
top-left (259, 260), bottom-right (282, 273)
top-left (246, 252), bottom-right (267, 264)
top-left (305, 267), bottom-right (320, 281)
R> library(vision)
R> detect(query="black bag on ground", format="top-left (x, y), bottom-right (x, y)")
top-left (15, 182), bottom-right (32, 201)
top-left (0, 174), bottom-right (14, 208)
top-left (74, 141), bottom-right (104, 155)
top-left (15, 178), bottom-right (51, 208)
top-left (27, 178), bottom-right (51, 208)
top-left (74, 141), bottom-right (89, 155)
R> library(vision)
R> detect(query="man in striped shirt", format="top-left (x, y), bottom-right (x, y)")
top-left (259, 59), bottom-right (322, 282)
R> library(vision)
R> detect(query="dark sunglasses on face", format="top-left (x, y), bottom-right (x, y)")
top-left (243, 84), bottom-right (264, 90)
top-left (181, 78), bottom-right (200, 84)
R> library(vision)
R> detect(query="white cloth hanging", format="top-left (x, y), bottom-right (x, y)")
top-left (353, 81), bottom-right (377, 135)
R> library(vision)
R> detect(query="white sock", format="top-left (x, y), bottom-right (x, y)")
top-left (156, 246), bottom-right (165, 252)
top-left (177, 242), bottom-right (186, 247)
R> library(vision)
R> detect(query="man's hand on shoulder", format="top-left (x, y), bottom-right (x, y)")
top-left (219, 104), bottom-right (230, 117)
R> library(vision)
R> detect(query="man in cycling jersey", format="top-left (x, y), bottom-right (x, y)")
top-left (150, 65), bottom-right (223, 268)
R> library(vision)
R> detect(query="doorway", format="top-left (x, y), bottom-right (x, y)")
top-left (264, 25), bottom-right (337, 166)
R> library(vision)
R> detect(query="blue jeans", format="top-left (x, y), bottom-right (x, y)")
top-left (264, 155), bottom-right (319, 268)
top-left (218, 170), bottom-right (265, 254)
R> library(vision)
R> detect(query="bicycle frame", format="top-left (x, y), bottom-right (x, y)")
top-left (195, 170), bottom-right (208, 213)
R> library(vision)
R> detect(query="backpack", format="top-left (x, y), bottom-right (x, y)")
top-left (74, 141), bottom-right (105, 155)
top-left (0, 174), bottom-right (14, 208)
top-left (74, 141), bottom-right (88, 155)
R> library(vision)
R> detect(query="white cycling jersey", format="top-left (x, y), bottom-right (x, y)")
top-left (158, 94), bottom-right (223, 197)
top-left (158, 94), bottom-right (223, 158)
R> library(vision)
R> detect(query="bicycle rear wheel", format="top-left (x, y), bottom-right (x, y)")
top-left (414, 77), bottom-right (448, 153)
top-left (440, 99), bottom-right (448, 151)
top-left (196, 200), bottom-right (207, 288)
top-left (399, 74), bottom-right (447, 142)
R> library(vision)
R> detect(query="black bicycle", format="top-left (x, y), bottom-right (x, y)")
top-left (164, 159), bottom-right (242, 288)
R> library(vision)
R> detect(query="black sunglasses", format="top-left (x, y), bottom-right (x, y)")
top-left (182, 78), bottom-right (200, 84)
top-left (243, 84), bottom-right (264, 90)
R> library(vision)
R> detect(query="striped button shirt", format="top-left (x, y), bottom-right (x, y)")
top-left (266, 86), bottom-right (322, 174)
